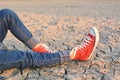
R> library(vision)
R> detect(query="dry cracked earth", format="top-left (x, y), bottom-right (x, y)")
top-left (0, 0), bottom-right (120, 80)
top-left (0, 12), bottom-right (120, 80)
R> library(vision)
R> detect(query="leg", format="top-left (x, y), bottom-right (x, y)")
top-left (0, 9), bottom-right (39, 49)
top-left (0, 9), bottom-right (54, 53)
top-left (0, 50), bottom-right (70, 72)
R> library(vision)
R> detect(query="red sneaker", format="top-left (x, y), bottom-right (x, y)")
top-left (70, 27), bottom-right (99, 60)
top-left (32, 43), bottom-right (55, 53)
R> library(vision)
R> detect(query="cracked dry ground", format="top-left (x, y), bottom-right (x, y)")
top-left (1, 13), bottom-right (120, 80)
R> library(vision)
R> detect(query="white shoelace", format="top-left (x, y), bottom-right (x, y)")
top-left (41, 44), bottom-right (55, 53)
top-left (77, 35), bottom-right (92, 50)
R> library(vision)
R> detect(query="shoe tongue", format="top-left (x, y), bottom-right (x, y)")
top-left (88, 33), bottom-right (95, 39)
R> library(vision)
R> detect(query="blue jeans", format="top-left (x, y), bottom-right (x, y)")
top-left (0, 9), bottom-right (32, 43)
top-left (0, 9), bottom-right (70, 73)
top-left (0, 9), bottom-right (39, 49)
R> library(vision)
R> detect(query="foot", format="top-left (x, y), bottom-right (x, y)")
top-left (70, 27), bottom-right (99, 60)
top-left (32, 43), bottom-right (55, 53)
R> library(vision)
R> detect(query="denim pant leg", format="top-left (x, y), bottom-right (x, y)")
top-left (31, 50), bottom-right (70, 68)
top-left (0, 9), bottom-right (32, 43)
top-left (0, 50), bottom-right (70, 71)
top-left (0, 50), bottom-right (32, 71)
